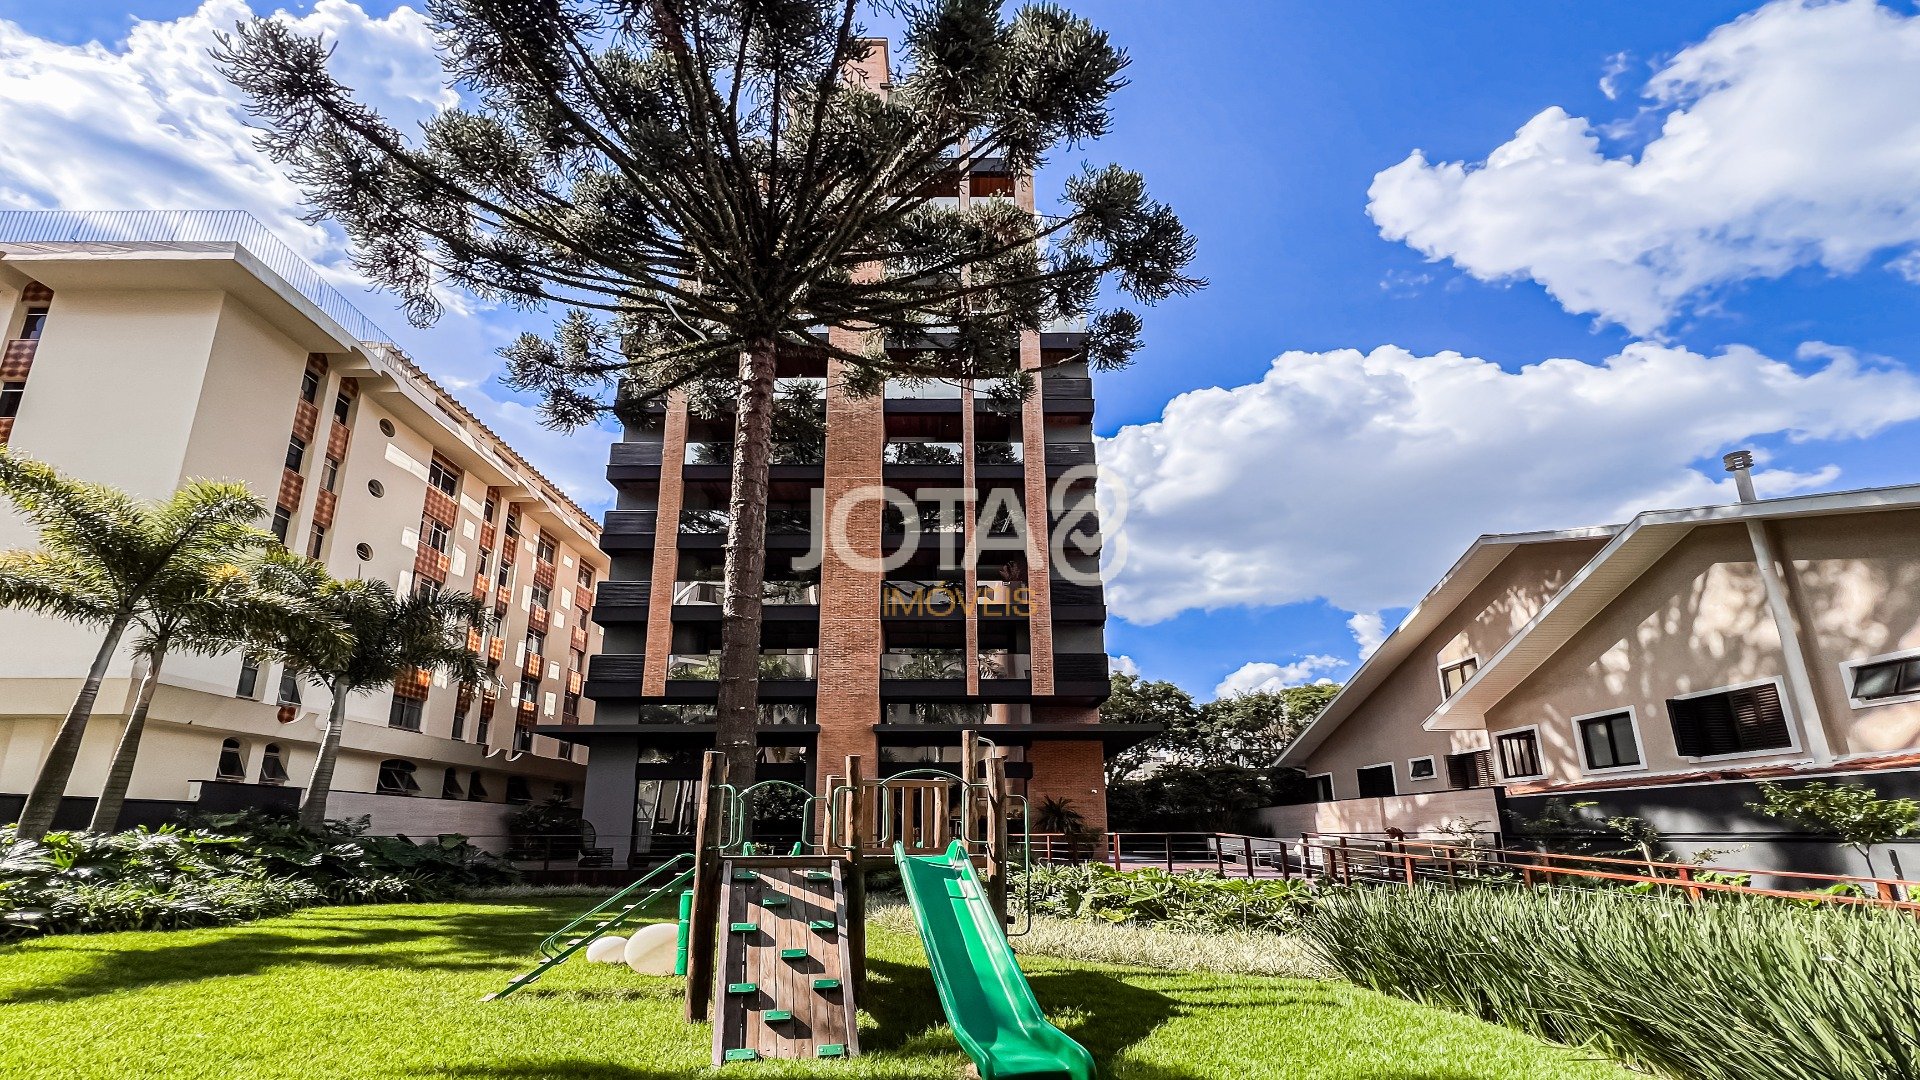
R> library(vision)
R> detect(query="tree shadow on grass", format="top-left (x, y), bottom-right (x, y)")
top-left (0, 905), bottom-right (554, 1005)
top-left (425, 1063), bottom-right (687, 1080)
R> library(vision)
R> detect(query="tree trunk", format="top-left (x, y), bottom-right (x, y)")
top-left (17, 613), bottom-right (131, 841)
top-left (297, 685), bottom-right (351, 832)
top-left (89, 639), bottom-right (168, 833)
top-left (715, 336), bottom-right (779, 789)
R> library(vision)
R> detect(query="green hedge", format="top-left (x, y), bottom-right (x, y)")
top-left (1, 811), bottom-right (516, 939)
top-left (1300, 885), bottom-right (1920, 1080)
top-left (1017, 862), bottom-right (1327, 933)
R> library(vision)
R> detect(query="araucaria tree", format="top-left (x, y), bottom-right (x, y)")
top-left (219, 0), bottom-right (1200, 785)
top-left (0, 450), bottom-right (269, 841)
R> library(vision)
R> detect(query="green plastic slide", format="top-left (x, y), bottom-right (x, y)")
top-left (895, 841), bottom-right (1096, 1080)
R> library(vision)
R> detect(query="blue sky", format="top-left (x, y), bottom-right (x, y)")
top-left (6, 1), bottom-right (1920, 699)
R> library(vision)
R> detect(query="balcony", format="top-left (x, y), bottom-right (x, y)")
top-left (678, 506), bottom-right (815, 549)
top-left (880, 649), bottom-right (966, 680)
top-left (667, 649), bottom-right (818, 681)
top-left (682, 440), bottom-right (824, 468)
top-left (591, 580), bottom-right (652, 623)
top-left (978, 652), bottom-right (1033, 681)
top-left (607, 441), bottom-right (663, 482)
top-left (973, 440), bottom-right (1025, 465)
top-left (600, 510), bottom-right (660, 551)
top-left (1042, 375), bottom-right (1094, 416)
top-left (883, 440), bottom-right (964, 466)
top-left (673, 579), bottom-right (820, 606)
top-left (1044, 441), bottom-right (1097, 476)
top-left (881, 579), bottom-right (969, 617)
top-left (884, 379), bottom-right (963, 400)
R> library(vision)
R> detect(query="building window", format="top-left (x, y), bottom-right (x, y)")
top-left (216, 738), bottom-right (247, 781)
top-left (519, 675), bottom-right (541, 704)
top-left (1446, 750), bottom-right (1495, 789)
top-left (483, 494), bottom-right (497, 522)
top-left (467, 771), bottom-right (489, 801)
top-left (389, 695), bottom-right (424, 731)
top-left (496, 563), bottom-right (512, 589)
top-left (321, 456), bottom-right (339, 492)
top-left (258, 744), bottom-right (288, 785)
top-left (553, 781), bottom-right (574, 803)
top-left (1577, 710), bottom-right (1642, 771)
top-left (536, 535), bottom-right (557, 563)
top-left (563, 692), bottom-right (581, 720)
top-left (271, 507), bottom-right (292, 544)
top-left (504, 511), bottom-right (521, 538)
top-left (0, 381), bottom-right (24, 419)
top-left (1407, 756), bottom-right (1437, 781)
top-left (441, 768), bottom-right (464, 800)
top-left (505, 776), bottom-right (532, 805)
top-left (1356, 763), bottom-right (1396, 798)
top-left (427, 457), bottom-right (460, 498)
top-left (423, 518), bottom-right (451, 554)
top-left (530, 583), bottom-right (551, 610)
top-left (300, 369), bottom-right (321, 404)
top-left (514, 725), bottom-right (534, 752)
top-left (377, 759), bottom-right (421, 796)
top-left (20, 306), bottom-right (49, 340)
top-left (451, 705), bottom-right (466, 741)
top-left (1668, 681), bottom-right (1793, 758)
top-left (1439, 656), bottom-right (1479, 699)
top-left (285, 435), bottom-right (307, 473)
top-left (1306, 774), bottom-right (1334, 802)
top-left (1850, 653), bottom-right (1920, 705)
top-left (277, 670), bottom-right (302, 706)
top-left (333, 391), bottom-right (352, 424)
top-left (577, 564), bottom-right (594, 589)
top-left (525, 630), bottom-right (546, 659)
top-left (306, 524), bottom-right (326, 560)
top-left (236, 656), bottom-right (261, 699)
top-left (1496, 728), bottom-right (1544, 779)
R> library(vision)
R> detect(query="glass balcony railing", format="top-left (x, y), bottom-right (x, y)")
top-left (673, 580), bottom-right (820, 605)
top-left (666, 649), bottom-right (818, 680)
top-left (636, 703), bottom-right (815, 725)
top-left (884, 440), bottom-right (964, 465)
top-left (679, 506), bottom-right (814, 534)
top-left (884, 702), bottom-right (1031, 725)
top-left (978, 652), bottom-right (1033, 680)
top-left (973, 441), bottom-right (1024, 464)
top-left (880, 649), bottom-right (967, 679)
top-left (885, 379), bottom-right (963, 400)
top-left (684, 440), bottom-right (824, 466)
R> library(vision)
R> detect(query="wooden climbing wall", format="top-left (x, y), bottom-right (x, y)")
top-left (712, 857), bottom-right (860, 1064)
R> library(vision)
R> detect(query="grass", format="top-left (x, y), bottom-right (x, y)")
top-left (0, 898), bottom-right (1636, 1080)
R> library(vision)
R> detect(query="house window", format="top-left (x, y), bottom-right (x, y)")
top-left (321, 456), bottom-right (339, 492)
top-left (519, 675), bottom-right (541, 703)
top-left (333, 391), bottom-right (352, 425)
top-left (285, 435), bottom-right (307, 473)
top-left (536, 535), bottom-right (557, 563)
top-left (1306, 774), bottom-right (1334, 802)
top-left (1439, 656), bottom-right (1479, 699)
top-left (1446, 750), bottom-right (1496, 789)
top-left (258, 744), bottom-right (288, 785)
top-left (377, 759), bottom-right (421, 796)
top-left (388, 695), bottom-right (424, 731)
top-left (441, 768), bottom-right (464, 800)
top-left (271, 507), bottom-right (292, 544)
top-left (1850, 654), bottom-right (1920, 704)
top-left (306, 524), bottom-right (326, 560)
top-left (1496, 729), bottom-right (1544, 779)
top-left (505, 776), bottom-right (532, 804)
top-left (20, 306), bottom-right (48, 340)
top-left (423, 518), bottom-right (451, 554)
top-left (468, 771), bottom-right (489, 801)
top-left (530, 583), bottom-right (551, 610)
top-left (300, 369), bottom-right (321, 404)
top-left (277, 670), bottom-right (302, 706)
top-left (427, 457), bottom-right (460, 498)
top-left (216, 738), bottom-right (247, 781)
top-left (0, 381), bottom-right (24, 419)
top-left (1408, 756), bottom-right (1437, 781)
top-left (1356, 763), bottom-right (1396, 798)
top-left (236, 656), bottom-right (261, 699)
top-left (1577, 711), bottom-right (1642, 771)
top-left (577, 564), bottom-right (594, 589)
top-left (1668, 681), bottom-right (1792, 758)
top-left (526, 630), bottom-right (546, 659)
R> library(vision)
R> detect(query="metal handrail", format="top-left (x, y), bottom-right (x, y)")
top-left (537, 853), bottom-right (693, 957)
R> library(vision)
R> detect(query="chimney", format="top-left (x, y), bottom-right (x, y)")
top-left (1723, 449), bottom-right (1758, 503)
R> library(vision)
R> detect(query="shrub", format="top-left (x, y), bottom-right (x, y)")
top-left (1017, 862), bottom-right (1327, 934)
top-left (1301, 884), bottom-right (1920, 1080)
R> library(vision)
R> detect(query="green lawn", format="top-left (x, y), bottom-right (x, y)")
top-left (0, 899), bottom-right (1633, 1079)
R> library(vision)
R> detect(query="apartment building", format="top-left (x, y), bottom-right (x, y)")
top-left (555, 43), bottom-right (1138, 863)
top-left (0, 211), bottom-right (598, 838)
top-left (1272, 454), bottom-right (1920, 876)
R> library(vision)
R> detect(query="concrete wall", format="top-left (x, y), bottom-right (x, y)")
top-left (327, 789), bottom-right (518, 850)
top-left (1256, 787), bottom-right (1501, 842)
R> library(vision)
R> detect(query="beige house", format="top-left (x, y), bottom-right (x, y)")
top-left (1273, 454), bottom-right (1920, 876)
top-left (0, 211), bottom-right (599, 840)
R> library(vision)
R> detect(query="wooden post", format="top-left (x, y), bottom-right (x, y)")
top-left (1244, 836), bottom-right (1255, 880)
top-left (1109, 831), bottom-right (1122, 870)
top-left (1213, 837), bottom-right (1225, 877)
top-left (1402, 852), bottom-right (1416, 887)
top-left (987, 756), bottom-right (1010, 924)
top-left (1675, 864), bottom-right (1702, 903)
top-left (845, 754), bottom-right (867, 994)
top-left (684, 750), bottom-right (728, 1023)
top-left (1338, 836), bottom-right (1351, 885)
top-left (1164, 834), bottom-right (1175, 873)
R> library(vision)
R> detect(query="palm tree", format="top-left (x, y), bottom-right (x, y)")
top-left (88, 549), bottom-right (348, 833)
top-left (261, 559), bottom-right (490, 830)
top-left (0, 449), bottom-right (266, 841)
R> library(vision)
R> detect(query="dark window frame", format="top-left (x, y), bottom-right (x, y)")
top-left (20, 306), bottom-right (48, 340)
top-left (1667, 680), bottom-right (1795, 759)
top-left (1439, 655), bottom-right (1480, 700)
top-left (1356, 763), bottom-right (1396, 798)
top-left (1407, 755), bottom-right (1437, 781)
top-left (388, 695), bottom-right (425, 731)
top-left (1576, 710), bottom-right (1642, 771)
top-left (1849, 654), bottom-right (1920, 704)
top-left (0, 381), bottom-right (25, 419)
top-left (1496, 728), bottom-right (1544, 779)
top-left (285, 434), bottom-right (307, 473)
top-left (300, 370), bottom-right (321, 404)
top-left (377, 759), bottom-right (421, 796)
top-left (216, 738), bottom-right (247, 781)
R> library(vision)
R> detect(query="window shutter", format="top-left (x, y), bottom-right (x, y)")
top-left (1668, 683), bottom-right (1789, 756)
top-left (1730, 682), bottom-right (1788, 751)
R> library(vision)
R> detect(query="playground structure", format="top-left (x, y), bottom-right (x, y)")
top-left (491, 732), bottom-right (1094, 1077)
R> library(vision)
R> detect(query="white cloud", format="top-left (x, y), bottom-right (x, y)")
top-left (1213, 656), bottom-right (1344, 698)
top-left (1597, 51), bottom-right (1632, 100)
top-left (1346, 612), bottom-right (1387, 659)
top-left (1368, 0), bottom-right (1920, 335)
top-left (1099, 341), bottom-right (1920, 624)
top-left (1108, 654), bottom-right (1140, 677)
top-left (0, 4), bottom-right (616, 513)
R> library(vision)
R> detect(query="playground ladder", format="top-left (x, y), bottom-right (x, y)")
top-left (484, 853), bottom-right (695, 1001)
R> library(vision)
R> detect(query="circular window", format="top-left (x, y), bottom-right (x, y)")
top-left (378, 419), bottom-right (396, 437)
top-left (367, 479), bottom-right (384, 498)
top-left (356, 543), bottom-right (374, 561)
